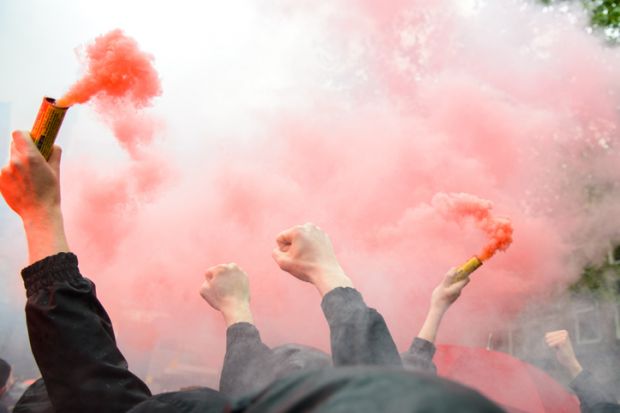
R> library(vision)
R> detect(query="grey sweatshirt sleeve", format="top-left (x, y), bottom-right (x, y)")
top-left (401, 337), bottom-right (437, 374)
top-left (321, 287), bottom-right (402, 367)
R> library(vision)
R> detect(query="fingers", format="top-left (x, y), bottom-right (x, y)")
top-left (545, 330), bottom-right (568, 343)
top-left (444, 267), bottom-right (458, 283)
top-left (545, 330), bottom-right (569, 347)
top-left (199, 280), bottom-right (210, 298)
top-left (11, 130), bottom-right (36, 154)
top-left (9, 131), bottom-right (46, 168)
top-left (275, 222), bottom-right (322, 249)
top-left (204, 263), bottom-right (243, 280)
top-left (447, 276), bottom-right (470, 292)
top-left (272, 247), bottom-right (292, 271)
top-left (276, 226), bottom-right (298, 250)
top-left (443, 267), bottom-right (469, 290)
top-left (9, 140), bottom-right (20, 164)
top-left (204, 264), bottom-right (227, 282)
top-left (7, 140), bottom-right (24, 175)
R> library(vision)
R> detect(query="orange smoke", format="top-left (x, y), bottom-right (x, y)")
top-left (57, 29), bottom-right (161, 108)
top-left (432, 192), bottom-right (513, 261)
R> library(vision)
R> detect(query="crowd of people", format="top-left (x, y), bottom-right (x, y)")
top-left (0, 130), bottom-right (618, 412)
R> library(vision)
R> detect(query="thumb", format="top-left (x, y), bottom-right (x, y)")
top-left (444, 267), bottom-right (458, 285)
top-left (48, 146), bottom-right (62, 175)
top-left (272, 248), bottom-right (292, 271)
top-left (199, 281), bottom-right (210, 300)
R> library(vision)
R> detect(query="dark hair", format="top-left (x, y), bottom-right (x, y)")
top-left (0, 359), bottom-right (11, 388)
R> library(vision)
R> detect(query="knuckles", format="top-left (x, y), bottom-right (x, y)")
top-left (206, 263), bottom-right (242, 278)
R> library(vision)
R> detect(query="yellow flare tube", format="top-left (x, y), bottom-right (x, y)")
top-left (452, 256), bottom-right (483, 283)
top-left (31, 97), bottom-right (69, 160)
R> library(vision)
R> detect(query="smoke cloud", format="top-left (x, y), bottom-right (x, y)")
top-left (1, 0), bottom-right (620, 394)
top-left (58, 29), bottom-right (160, 108)
top-left (431, 192), bottom-right (513, 261)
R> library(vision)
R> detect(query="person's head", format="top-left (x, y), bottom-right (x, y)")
top-left (0, 358), bottom-right (12, 396)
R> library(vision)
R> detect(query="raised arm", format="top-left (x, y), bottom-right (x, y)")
top-left (418, 268), bottom-right (469, 343)
top-left (403, 268), bottom-right (469, 373)
top-left (0, 131), bottom-right (151, 412)
top-left (272, 223), bottom-right (401, 367)
top-left (200, 263), bottom-right (275, 397)
top-left (545, 330), bottom-right (618, 412)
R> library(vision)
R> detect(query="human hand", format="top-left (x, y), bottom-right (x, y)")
top-left (272, 223), bottom-right (352, 296)
top-left (430, 268), bottom-right (470, 314)
top-left (545, 330), bottom-right (583, 379)
top-left (0, 130), bottom-right (68, 263)
top-left (0, 131), bottom-right (62, 223)
top-left (200, 263), bottom-right (253, 326)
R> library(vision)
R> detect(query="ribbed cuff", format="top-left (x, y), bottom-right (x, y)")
top-left (409, 337), bottom-right (436, 359)
top-left (570, 369), bottom-right (594, 393)
top-left (226, 322), bottom-right (260, 347)
top-left (21, 252), bottom-right (80, 297)
top-left (569, 369), bottom-right (617, 407)
top-left (321, 287), bottom-right (364, 322)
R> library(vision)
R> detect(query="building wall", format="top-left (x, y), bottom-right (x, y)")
top-left (491, 284), bottom-right (620, 398)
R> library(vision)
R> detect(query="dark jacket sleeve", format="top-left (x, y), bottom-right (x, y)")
top-left (22, 252), bottom-right (151, 413)
top-left (219, 322), bottom-right (275, 398)
top-left (401, 337), bottom-right (437, 374)
top-left (570, 370), bottom-right (618, 413)
top-left (321, 287), bottom-right (402, 367)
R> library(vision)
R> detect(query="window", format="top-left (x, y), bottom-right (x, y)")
top-left (574, 303), bottom-right (602, 344)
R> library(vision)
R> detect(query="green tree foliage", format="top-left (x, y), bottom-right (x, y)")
top-left (586, 0), bottom-right (620, 29)
top-left (570, 247), bottom-right (620, 299)
top-left (541, 0), bottom-right (620, 43)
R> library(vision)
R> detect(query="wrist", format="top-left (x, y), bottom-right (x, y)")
top-left (310, 267), bottom-right (353, 297)
top-left (22, 206), bottom-right (70, 264)
top-left (429, 302), bottom-right (449, 317)
top-left (22, 205), bottom-right (64, 230)
top-left (417, 306), bottom-right (446, 343)
top-left (221, 302), bottom-right (253, 327)
top-left (566, 360), bottom-right (583, 379)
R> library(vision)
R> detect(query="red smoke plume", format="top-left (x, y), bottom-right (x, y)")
top-left (57, 29), bottom-right (162, 156)
top-left (58, 29), bottom-right (161, 108)
top-left (45, 1), bottom-right (620, 388)
top-left (432, 192), bottom-right (513, 261)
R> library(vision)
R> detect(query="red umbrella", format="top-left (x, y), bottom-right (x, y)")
top-left (433, 344), bottom-right (580, 413)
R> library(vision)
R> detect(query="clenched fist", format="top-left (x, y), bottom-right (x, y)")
top-left (272, 223), bottom-right (352, 297)
top-left (200, 263), bottom-right (253, 326)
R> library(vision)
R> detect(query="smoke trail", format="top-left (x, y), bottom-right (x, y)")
top-left (58, 0), bottom-right (619, 363)
top-left (52, 29), bottom-right (168, 268)
top-left (431, 192), bottom-right (513, 261)
top-left (58, 29), bottom-right (160, 108)
top-left (4, 0), bottom-right (620, 393)
top-left (58, 29), bottom-right (162, 157)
